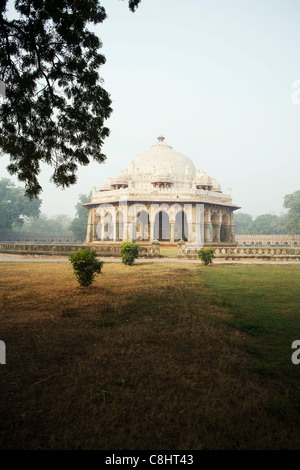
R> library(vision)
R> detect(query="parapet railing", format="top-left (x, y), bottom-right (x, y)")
top-left (178, 243), bottom-right (300, 260)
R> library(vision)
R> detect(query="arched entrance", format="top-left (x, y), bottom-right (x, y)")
top-left (174, 211), bottom-right (188, 241)
top-left (134, 210), bottom-right (150, 241)
top-left (220, 214), bottom-right (230, 243)
top-left (102, 212), bottom-right (113, 241)
top-left (154, 211), bottom-right (170, 241)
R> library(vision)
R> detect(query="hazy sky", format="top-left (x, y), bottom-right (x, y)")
top-left (1, 0), bottom-right (300, 218)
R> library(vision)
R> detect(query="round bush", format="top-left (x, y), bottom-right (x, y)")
top-left (120, 242), bottom-right (140, 265)
top-left (197, 247), bottom-right (215, 266)
top-left (69, 249), bottom-right (103, 286)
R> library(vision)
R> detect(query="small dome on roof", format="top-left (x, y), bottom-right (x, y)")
top-left (111, 170), bottom-right (129, 185)
top-left (211, 178), bottom-right (222, 192)
top-left (100, 177), bottom-right (113, 191)
top-left (151, 167), bottom-right (173, 183)
top-left (194, 171), bottom-right (212, 186)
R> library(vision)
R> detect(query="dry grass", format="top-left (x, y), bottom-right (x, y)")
top-left (0, 261), bottom-right (299, 450)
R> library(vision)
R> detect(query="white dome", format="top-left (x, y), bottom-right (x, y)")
top-left (128, 136), bottom-right (196, 180)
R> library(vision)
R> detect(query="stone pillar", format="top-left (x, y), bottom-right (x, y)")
top-left (204, 223), bottom-right (211, 243)
top-left (94, 211), bottom-right (101, 241)
top-left (212, 223), bottom-right (221, 243)
top-left (150, 215), bottom-right (155, 241)
top-left (91, 207), bottom-right (96, 242)
top-left (204, 206), bottom-right (211, 243)
top-left (86, 208), bottom-right (93, 243)
top-left (112, 205), bottom-right (117, 241)
top-left (229, 210), bottom-right (236, 243)
top-left (190, 203), bottom-right (203, 246)
top-left (122, 207), bottom-right (128, 242)
top-left (170, 221), bottom-right (175, 243)
top-left (126, 205), bottom-right (134, 242)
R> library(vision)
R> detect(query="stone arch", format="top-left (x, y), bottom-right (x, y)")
top-left (134, 210), bottom-right (150, 241)
top-left (220, 213), bottom-right (230, 243)
top-left (116, 210), bottom-right (124, 241)
top-left (211, 212), bottom-right (220, 225)
top-left (211, 211), bottom-right (221, 243)
top-left (154, 211), bottom-right (170, 241)
top-left (97, 211), bottom-right (114, 241)
top-left (174, 210), bottom-right (188, 241)
top-left (96, 204), bottom-right (116, 241)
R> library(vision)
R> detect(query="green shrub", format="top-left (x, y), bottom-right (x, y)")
top-left (120, 242), bottom-right (140, 265)
top-left (69, 249), bottom-right (103, 286)
top-left (197, 246), bottom-right (215, 266)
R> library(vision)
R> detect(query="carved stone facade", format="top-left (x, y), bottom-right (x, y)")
top-left (84, 136), bottom-right (240, 246)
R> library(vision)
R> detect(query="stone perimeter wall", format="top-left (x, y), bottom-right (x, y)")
top-left (178, 244), bottom-right (300, 261)
top-left (1, 242), bottom-right (300, 260)
top-left (0, 242), bottom-right (160, 258)
top-left (235, 234), bottom-right (300, 246)
top-left (0, 231), bottom-right (77, 243)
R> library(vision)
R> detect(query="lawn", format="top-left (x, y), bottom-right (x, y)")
top-left (0, 261), bottom-right (299, 450)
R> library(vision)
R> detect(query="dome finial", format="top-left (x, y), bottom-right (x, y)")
top-left (157, 135), bottom-right (165, 142)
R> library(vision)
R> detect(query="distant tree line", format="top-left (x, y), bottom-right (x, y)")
top-left (0, 178), bottom-right (88, 240)
top-left (18, 214), bottom-right (73, 234)
top-left (234, 190), bottom-right (300, 235)
top-left (234, 213), bottom-right (289, 235)
top-left (1, 178), bottom-right (300, 240)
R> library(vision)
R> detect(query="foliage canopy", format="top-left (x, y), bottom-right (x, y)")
top-left (283, 190), bottom-right (300, 235)
top-left (0, 0), bottom-right (141, 197)
top-left (69, 192), bottom-right (91, 241)
top-left (0, 177), bottom-right (41, 230)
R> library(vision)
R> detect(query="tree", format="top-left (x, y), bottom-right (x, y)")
top-left (0, 0), bottom-right (141, 198)
top-left (283, 190), bottom-right (300, 235)
top-left (247, 214), bottom-right (287, 235)
top-left (69, 192), bottom-right (91, 241)
top-left (19, 213), bottom-right (72, 232)
top-left (269, 213), bottom-right (288, 235)
top-left (234, 212), bottom-right (253, 234)
top-left (0, 178), bottom-right (41, 230)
